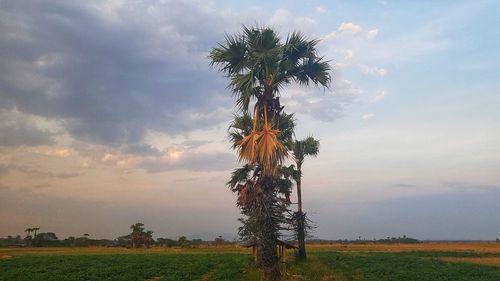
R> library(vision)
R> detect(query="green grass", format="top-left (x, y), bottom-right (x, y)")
top-left (315, 251), bottom-right (500, 281)
top-left (0, 253), bottom-right (248, 281)
top-left (2, 248), bottom-right (500, 281)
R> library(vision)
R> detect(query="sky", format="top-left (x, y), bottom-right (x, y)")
top-left (1, 0), bottom-right (499, 241)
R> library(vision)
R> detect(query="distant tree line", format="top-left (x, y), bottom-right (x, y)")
top-left (308, 235), bottom-right (421, 244)
top-left (0, 223), bottom-right (234, 248)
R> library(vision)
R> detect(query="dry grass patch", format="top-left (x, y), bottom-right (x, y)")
top-left (308, 243), bottom-right (500, 253)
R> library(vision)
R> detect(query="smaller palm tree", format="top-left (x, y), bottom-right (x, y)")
top-left (290, 136), bottom-right (320, 261)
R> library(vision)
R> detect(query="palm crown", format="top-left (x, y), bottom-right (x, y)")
top-left (210, 26), bottom-right (330, 175)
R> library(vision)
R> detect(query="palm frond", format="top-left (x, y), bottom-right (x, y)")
top-left (257, 123), bottom-right (288, 176)
top-left (238, 130), bottom-right (261, 163)
top-left (227, 164), bottom-right (253, 190)
top-left (208, 33), bottom-right (248, 75)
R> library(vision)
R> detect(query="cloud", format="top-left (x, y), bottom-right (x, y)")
top-left (367, 29), bottom-right (379, 40)
top-left (324, 32), bottom-right (337, 41)
top-left (0, 109), bottom-right (55, 147)
top-left (359, 64), bottom-right (387, 76)
top-left (316, 7), bottom-right (326, 14)
top-left (334, 49), bottom-right (354, 68)
top-left (338, 22), bottom-right (362, 34)
top-left (372, 89), bottom-right (387, 102)
top-left (283, 78), bottom-right (361, 122)
top-left (140, 151), bottom-right (235, 173)
top-left (362, 113), bottom-right (375, 120)
top-left (1, 162), bottom-right (80, 179)
top-left (268, 8), bottom-right (317, 32)
top-left (0, 0), bottom-right (234, 148)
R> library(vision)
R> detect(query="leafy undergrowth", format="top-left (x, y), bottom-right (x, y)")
top-left (316, 251), bottom-right (500, 281)
top-left (243, 251), bottom-right (500, 281)
top-left (0, 253), bottom-right (248, 281)
top-left (3, 248), bottom-right (500, 281)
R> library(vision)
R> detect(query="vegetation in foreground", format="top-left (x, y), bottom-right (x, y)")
top-left (2, 245), bottom-right (500, 281)
top-left (0, 251), bottom-right (248, 281)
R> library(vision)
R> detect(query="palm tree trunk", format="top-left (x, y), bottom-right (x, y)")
top-left (260, 188), bottom-right (281, 280)
top-left (297, 165), bottom-right (307, 261)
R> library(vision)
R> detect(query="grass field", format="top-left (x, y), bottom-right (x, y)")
top-left (2, 244), bottom-right (500, 280)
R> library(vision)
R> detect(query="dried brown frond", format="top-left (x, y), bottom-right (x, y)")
top-left (237, 130), bottom-right (261, 163)
top-left (257, 123), bottom-right (288, 176)
top-left (237, 183), bottom-right (262, 208)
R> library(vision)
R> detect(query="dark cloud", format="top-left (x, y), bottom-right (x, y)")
top-left (0, 124), bottom-right (54, 147)
top-left (0, 0), bottom-right (232, 147)
top-left (123, 143), bottom-right (161, 156)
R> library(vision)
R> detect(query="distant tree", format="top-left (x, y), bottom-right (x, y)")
top-left (65, 236), bottom-right (76, 247)
top-left (157, 238), bottom-right (176, 247)
top-left (129, 223), bottom-right (154, 248)
top-left (24, 228), bottom-right (33, 246)
top-left (130, 223), bottom-right (145, 248)
top-left (177, 236), bottom-right (191, 248)
top-left (33, 232), bottom-right (60, 247)
top-left (496, 238), bottom-right (499, 243)
top-left (214, 235), bottom-right (226, 246)
top-left (145, 230), bottom-right (154, 248)
top-left (191, 239), bottom-right (203, 247)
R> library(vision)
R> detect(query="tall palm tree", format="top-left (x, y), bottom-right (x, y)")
top-left (210, 25), bottom-right (331, 280)
top-left (290, 136), bottom-right (320, 261)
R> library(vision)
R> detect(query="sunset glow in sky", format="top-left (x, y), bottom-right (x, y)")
top-left (1, 0), bottom-right (499, 240)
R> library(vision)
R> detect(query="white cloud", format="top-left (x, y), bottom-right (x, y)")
top-left (324, 31), bottom-right (337, 41)
top-left (283, 78), bottom-right (361, 122)
top-left (334, 49), bottom-right (354, 68)
top-left (367, 29), bottom-right (379, 40)
top-left (316, 6), bottom-right (326, 14)
top-left (372, 89), bottom-right (387, 102)
top-left (269, 8), bottom-right (290, 25)
top-left (269, 8), bottom-right (316, 32)
top-left (359, 64), bottom-right (387, 76)
top-left (362, 113), bottom-right (375, 120)
top-left (338, 22), bottom-right (362, 34)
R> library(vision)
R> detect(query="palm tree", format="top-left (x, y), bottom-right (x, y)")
top-left (24, 228), bottom-right (33, 246)
top-left (210, 25), bottom-right (331, 280)
top-left (32, 227), bottom-right (40, 238)
top-left (290, 136), bottom-right (320, 261)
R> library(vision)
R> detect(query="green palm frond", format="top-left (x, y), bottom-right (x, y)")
top-left (294, 56), bottom-right (332, 88)
top-left (292, 136), bottom-right (320, 165)
top-left (210, 25), bottom-right (332, 112)
top-left (227, 164), bottom-right (253, 190)
top-left (209, 33), bottom-right (248, 75)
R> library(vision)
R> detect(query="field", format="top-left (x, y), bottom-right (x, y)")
top-left (2, 243), bottom-right (500, 280)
